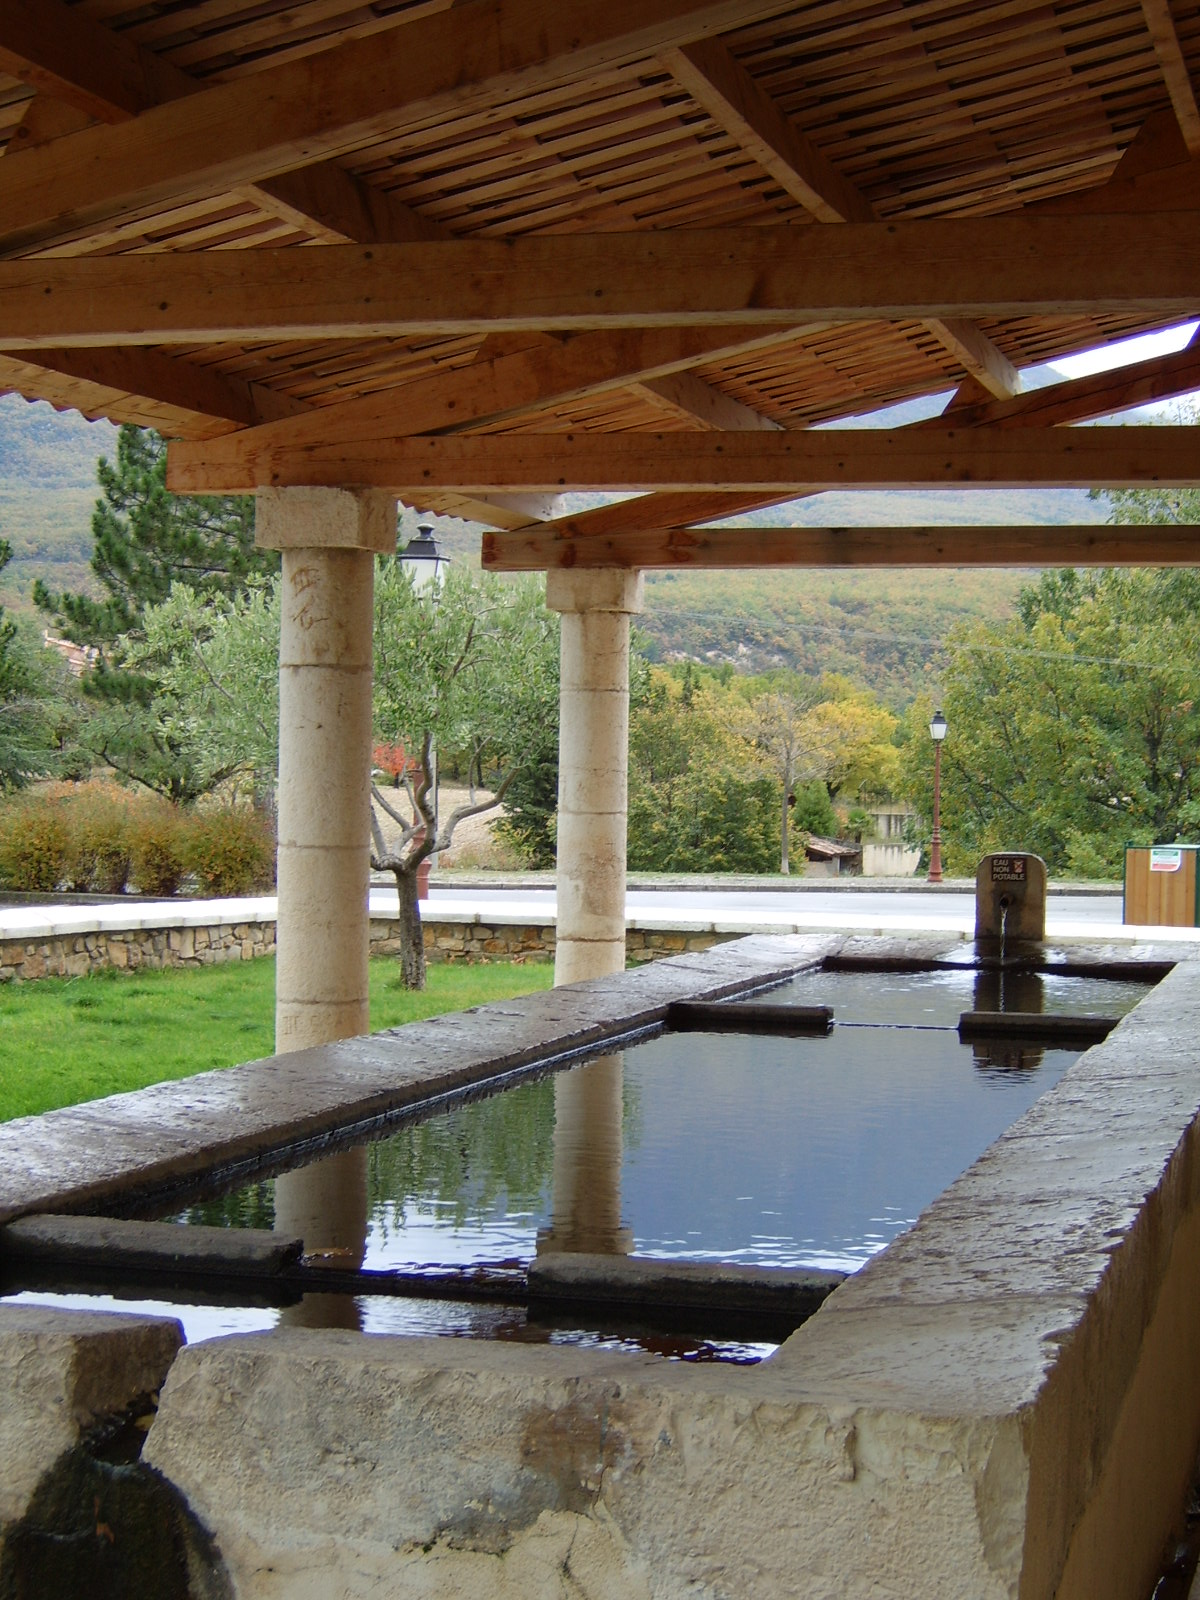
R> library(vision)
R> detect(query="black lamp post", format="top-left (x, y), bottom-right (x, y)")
top-left (928, 709), bottom-right (947, 883)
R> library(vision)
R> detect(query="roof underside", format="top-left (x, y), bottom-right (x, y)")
top-left (2, 0), bottom-right (1199, 566)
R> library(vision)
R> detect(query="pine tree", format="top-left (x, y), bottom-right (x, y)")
top-left (34, 425), bottom-right (272, 646)
top-left (34, 426), bottom-right (277, 801)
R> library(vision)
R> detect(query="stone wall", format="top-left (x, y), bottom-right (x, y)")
top-left (0, 920), bottom-right (277, 983)
top-left (0, 916), bottom-right (733, 983)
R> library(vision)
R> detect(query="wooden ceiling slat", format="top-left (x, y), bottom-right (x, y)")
top-left (0, 0), bottom-right (1193, 513)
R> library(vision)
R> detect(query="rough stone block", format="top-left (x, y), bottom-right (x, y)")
top-left (0, 1306), bottom-right (182, 1531)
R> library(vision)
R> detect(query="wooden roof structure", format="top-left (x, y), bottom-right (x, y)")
top-left (3, 0), bottom-right (1200, 570)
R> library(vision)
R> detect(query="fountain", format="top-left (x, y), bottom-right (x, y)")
top-left (974, 851), bottom-right (1047, 964)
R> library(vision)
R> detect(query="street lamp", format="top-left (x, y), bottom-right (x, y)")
top-left (928, 709), bottom-right (948, 884)
top-left (397, 522), bottom-right (448, 892)
top-left (398, 523), bottom-right (448, 593)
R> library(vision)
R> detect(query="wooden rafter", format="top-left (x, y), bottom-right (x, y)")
top-left (480, 336), bottom-right (1200, 544)
top-left (164, 325), bottom-right (799, 482)
top-left (8, 218), bottom-right (1198, 349)
top-left (483, 522), bottom-right (1200, 571)
top-left (0, 348), bottom-right (307, 438)
top-left (664, 39), bottom-right (1021, 397)
top-left (165, 425), bottom-right (1200, 494)
top-left (0, 0), bottom-right (791, 255)
top-left (1139, 0), bottom-right (1200, 156)
top-left (633, 370), bottom-right (783, 429)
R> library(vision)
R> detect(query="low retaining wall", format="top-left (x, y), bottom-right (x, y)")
top-left (0, 910), bottom-right (730, 982)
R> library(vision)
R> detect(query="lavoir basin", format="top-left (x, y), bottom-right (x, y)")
top-left (0, 932), bottom-right (1197, 1600)
top-left (0, 953), bottom-right (1160, 1364)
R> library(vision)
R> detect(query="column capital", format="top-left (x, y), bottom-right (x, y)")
top-left (256, 486), bottom-right (397, 553)
top-left (545, 569), bottom-right (644, 616)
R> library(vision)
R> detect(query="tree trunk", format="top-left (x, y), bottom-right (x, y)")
top-left (393, 862), bottom-right (427, 990)
top-left (780, 788), bottom-right (791, 875)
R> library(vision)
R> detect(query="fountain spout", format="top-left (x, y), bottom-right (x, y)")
top-left (975, 854), bottom-right (1047, 966)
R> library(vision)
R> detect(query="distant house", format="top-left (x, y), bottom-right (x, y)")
top-left (42, 630), bottom-right (96, 678)
top-left (803, 835), bottom-right (862, 876)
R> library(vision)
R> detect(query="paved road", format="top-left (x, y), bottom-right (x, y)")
top-left (403, 881), bottom-right (1200, 944)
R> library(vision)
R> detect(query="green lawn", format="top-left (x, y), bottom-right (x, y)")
top-left (0, 957), bottom-right (555, 1122)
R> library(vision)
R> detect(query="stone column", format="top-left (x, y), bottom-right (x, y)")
top-left (256, 487), bottom-right (395, 1052)
top-left (546, 569), bottom-right (644, 986)
top-left (257, 489), bottom-right (394, 1324)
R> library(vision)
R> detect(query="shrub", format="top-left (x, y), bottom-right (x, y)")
top-left (184, 808), bottom-right (275, 896)
top-left (0, 794), bottom-right (72, 891)
top-left (62, 784), bottom-right (133, 893)
top-left (129, 798), bottom-right (190, 896)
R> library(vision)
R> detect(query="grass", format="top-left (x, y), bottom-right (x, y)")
top-left (0, 956), bottom-right (555, 1122)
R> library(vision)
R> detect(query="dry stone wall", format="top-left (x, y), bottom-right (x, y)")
top-left (0, 915), bottom-right (731, 983)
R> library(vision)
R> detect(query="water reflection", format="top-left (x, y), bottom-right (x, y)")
top-left (971, 968), bottom-right (1045, 1075)
top-left (274, 1148), bottom-right (368, 1329)
top-left (164, 969), bottom-right (1151, 1306)
top-left (538, 1053), bottom-right (633, 1258)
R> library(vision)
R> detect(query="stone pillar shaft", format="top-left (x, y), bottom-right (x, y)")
top-left (256, 487), bottom-right (395, 1054)
top-left (546, 569), bottom-right (643, 986)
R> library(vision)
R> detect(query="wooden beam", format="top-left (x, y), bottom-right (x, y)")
top-left (923, 317), bottom-right (1020, 402)
top-left (1140, 0), bottom-right (1200, 156)
top-left (8, 217), bottom-right (1199, 349)
top-left (664, 40), bottom-right (876, 226)
top-left (483, 522), bottom-right (1200, 570)
top-left (248, 166), bottom-right (445, 247)
top-left (166, 425), bottom-right (1200, 495)
top-left (171, 326), bottom-right (799, 486)
top-left (665, 38), bottom-right (1019, 397)
top-left (0, 0), bottom-right (156, 122)
top-left (0, 347), bottom-right (308, 437)
top-left (478, 335), bottom-right (1200, 540)
top-left (634, 370), bottom-right (782, 430)
top-left (0, 0), bottom-right (446, 256)
top-left (936, 332), bottom-right (1200, 431)
top-left (0, 0), bottom-right (791, 255)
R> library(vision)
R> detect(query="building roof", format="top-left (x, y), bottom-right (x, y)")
top-left (2, 1), bottom-right (1199, 570)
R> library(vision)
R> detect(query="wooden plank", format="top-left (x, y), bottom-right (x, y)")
top-left (7, 216), bottom-right (1200, 348)
top-left (0, 0), bottom-right (793, 254)
top-left (1139, 0), bottom-right (1200, 156)
top-left (167, 424), bottom-right (1200, 494)
top-left (481, 521), bottom-right (1200, 571)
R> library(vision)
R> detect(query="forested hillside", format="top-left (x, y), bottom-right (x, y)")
top-left (0, 397), bottom-right (1116, 704)
top-left (0, 396), bottom-right (116, 610)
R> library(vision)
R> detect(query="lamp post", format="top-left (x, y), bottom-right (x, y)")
top-left (398, 523), bottom-right (448, 893)
top-left (928, 709), bottom-right (947, 884)
top-left (398, 522), bottom-right (447, 593)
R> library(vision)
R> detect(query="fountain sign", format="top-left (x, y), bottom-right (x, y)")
top-left (990, 856), bottom-right (1028, 883)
